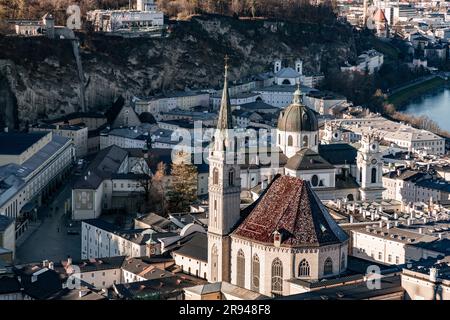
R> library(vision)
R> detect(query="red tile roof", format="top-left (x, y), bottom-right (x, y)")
top-left (233, 176), bottom-right (348, 247)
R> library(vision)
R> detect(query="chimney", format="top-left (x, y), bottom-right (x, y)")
top-left (429, 267), bottom-right (438, 282)
top-left (438, 233), bottom-right (443, 239)
top-left (349, 215), bottom-right (354, 223)
top-left (394, 213), bottom-right (399, 220)
top-left (49, 262), bottom-right (54, 270)
top-left (67, 257), bottom-right (73, 266)
top-left (4, 127), bottom-right (8, 133)
top-left (379, 221), bottom-right (383, 228)
top-left (261, 179), bottom-right (267, 190)
top-left (407, 219), bottom-right (412, 226)
top-left (386, 222), bottom-right (391, 229)
top-left (419, 228), bottom-right (423, 234)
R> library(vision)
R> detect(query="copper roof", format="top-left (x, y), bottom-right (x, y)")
top-left (233, 176), bottom-right (348, 247)
top-left (277, 100), bottom-right (318, 132)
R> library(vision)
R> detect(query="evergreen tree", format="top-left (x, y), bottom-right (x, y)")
top-left (167, 161), bottom-right (198, 213)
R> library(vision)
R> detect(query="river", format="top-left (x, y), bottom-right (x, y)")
top-left (403, 88), bottom-right (450, 131)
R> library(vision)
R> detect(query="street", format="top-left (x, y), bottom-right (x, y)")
top-left (15, 173), bottom-right (81, 264)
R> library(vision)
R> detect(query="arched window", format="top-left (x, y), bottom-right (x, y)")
top-left (252, 254), bottom-right (260, 292)
top-left (288, 135), bottom-right (293, 147)
top-left (302, 135), bottom-right (309, 147)
top-left (341, 252), bottom-right (346, 271)
top-left (271, 258), bottom-right (283, 296)
top-left (228, 169), bottom-right (235, 187)
top-left (324, 257), bottom-right (333, 276)
top-left (315, 134), bottom-right (318, 145)
top-left (347, 194), bottom-right (354, 202)
top-left (236, 249), bottom-right (245, 288)
top-left (213, 168), bottom-right (219, 185)
top-left (298, 259), bottom-right (310, 277)
top-left (278, 134), bottom-right (281, 144)
top-left (211, 245), bottom-right (218, 282)
top-left (359, 168), bottom-right (362, 182)
top-left (371, 167), bottom-right (377, 184)
top-left (311, 175), bottom-right (319, 187)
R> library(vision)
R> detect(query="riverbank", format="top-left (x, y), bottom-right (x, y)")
top-left (387, 77), bottom-right (448, 108)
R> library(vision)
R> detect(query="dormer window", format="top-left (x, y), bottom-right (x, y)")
top-left (273, 230), bottom-right (282, 247)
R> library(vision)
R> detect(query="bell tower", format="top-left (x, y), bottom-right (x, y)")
top-left (207, 56), bottom-right (241, 283)
top-left (357, 132), bottom-right (384, 201)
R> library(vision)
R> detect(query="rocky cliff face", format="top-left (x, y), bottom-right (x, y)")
top-left (0, 15), bottom-right (359, 128)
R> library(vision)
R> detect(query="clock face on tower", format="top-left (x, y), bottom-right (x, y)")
top-left (371, 158), bottom-right (377, 165)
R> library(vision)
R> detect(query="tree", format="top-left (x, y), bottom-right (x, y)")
top-left (152, 161), bottom-right (169, 215)
top-left (167, 161), bottom-right (198, 213)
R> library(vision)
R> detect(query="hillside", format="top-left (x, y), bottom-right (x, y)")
top-left (0, 14), bottom-right (363, 128)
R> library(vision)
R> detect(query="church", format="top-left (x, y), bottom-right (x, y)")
top-left (206, 62), bottom-right (351, 297)
top-left (238, 77), bottom-right (384, 203)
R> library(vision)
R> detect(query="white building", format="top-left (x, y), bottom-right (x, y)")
top-left (341, 50), bottom-right (384, 74)
top-left (383, 168), bottom-right (450, 203)
top-left (134, 91), bottom-right (210, 115)
top-left (72, 146), bottom-right (150, 220)
top-left (100, 126), bottom-right (151, 150)
top-left (30, 124), bottom-right (88, 158)
top-left (86, 0), bottom-right (164, 33)
top-left (0, 132), bottom-right (74, 219)
top-left (337, 116), bottom-right (446, 156)
top-left (205, 64), bottom-right (350, 297)
top-left (351, 224), bottom-right (441, 265)
top-left (81, 220), bottom-right (163, 260)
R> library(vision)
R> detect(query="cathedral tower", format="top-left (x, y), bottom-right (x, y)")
top-left (357, 132), bottom-right (384, 200)
top-left (207, 57), bottom-right (242, 283)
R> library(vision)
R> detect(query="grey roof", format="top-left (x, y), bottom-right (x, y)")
top-left (73, 145), bottom-right (128, 189)
top-left (275, 67), bottom-right (300, 78)
top-left (239, 100), bottom-right (278, 111)
top-left (416, 179), bottom-right (450, 192)
top-left (285, 149), bottom-right (335, 171)
top-left (383, 169), bottom-right (428, 182)
top-left (76, 256), bottom-right (127, 273)
top-left (256, 84), bottom-right (317, 93)
top-left (318, 144), bottom-right (357, 165)
top-left (277, 99), bottom-right (318, 132)
top-left (173, 232), bottom-right (207, 262)
top-left (121, 258), bottom-right (173, 280)
top-left (411, 239), bottom-right (450, 255)
top-left (113, 275), bottom-right (200, 299)
top-left (279, 275), bottom-right (402, 300)
top-left (0, 134), bottom-right (71, 207)
top-left (0, 132), bottom-right (47, 155)
top-left (83, 219), bottom-right (176, 245)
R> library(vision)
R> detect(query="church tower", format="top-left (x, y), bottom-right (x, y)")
top-left (357, 132), bottom-right (384, 200)
top-left (207, 58), bottom-right (241, 283)
top-left (323, 121), bottom-right (343, 144)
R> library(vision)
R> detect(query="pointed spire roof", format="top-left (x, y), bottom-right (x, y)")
top-left (373, 8), bottom-right (387, 23)
top-left (217, 56), bottom-right (232, 130)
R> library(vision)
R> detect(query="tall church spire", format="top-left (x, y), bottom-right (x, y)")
top-left (217, 55), bottom-right (232, 130)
